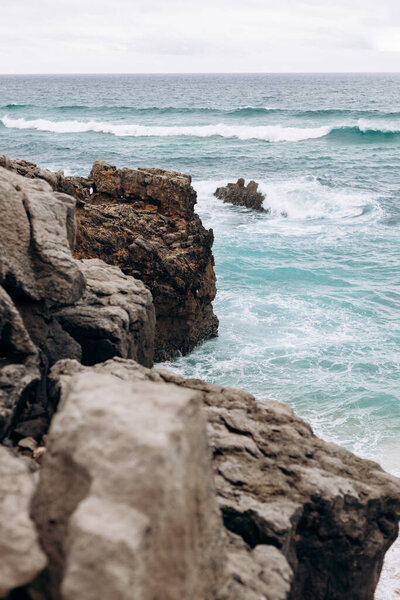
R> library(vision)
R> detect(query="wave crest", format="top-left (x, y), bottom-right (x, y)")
top-left (2, 115), bottom-right (400, 141)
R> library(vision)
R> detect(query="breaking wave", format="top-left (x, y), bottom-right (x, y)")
top-left (2, 115), bottom-right (400, 142)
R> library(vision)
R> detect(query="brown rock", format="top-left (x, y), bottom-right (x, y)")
top-left (215, 178), bottom-right (268, 212)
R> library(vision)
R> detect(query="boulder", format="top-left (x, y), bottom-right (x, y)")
top-left (75, 161), bottom-right (218, 361)
top-left (0, 446), bottom-right (47, 596)
top-left (215, 178), bottom-right (267, 212)
top-left (0, 166), bottom-right (85, 306)
top-left (54, 259), bottom-right (155, 367)
top-left (46, 358), bottom-right (400, 600)
top-left (31, 367), bottom-right (225, 600)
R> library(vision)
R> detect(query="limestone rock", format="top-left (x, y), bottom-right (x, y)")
top-left (0, 286), bottom-right (40, 440)
top-left (0, 446), bottom-right (47, 596)
top-left (75, 161), bottom-right (218, 361)
top-left (54, 259), bottom-right (155, 367)
top-left (48, 358), bottom-right (400, 600)
top-left (31, 369), bottom-right (225, 600)
top-left (0, 166), bottom-right (85, 306)
top-left (215, 178), bottom-right (267, 212)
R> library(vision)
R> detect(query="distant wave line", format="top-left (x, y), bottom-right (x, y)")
top-left (2, 115), bottom-right (400, 142)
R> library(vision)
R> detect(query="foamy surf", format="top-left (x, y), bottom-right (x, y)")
top-left (0, 115), bottom-right (332, 142)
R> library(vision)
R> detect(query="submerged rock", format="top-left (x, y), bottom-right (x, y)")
top-left (75, 161), bottom-right (218, 361)
top-left (215, 178), bottom-right (268, 212)
top-left (38, 357), bottom-right (400, 600)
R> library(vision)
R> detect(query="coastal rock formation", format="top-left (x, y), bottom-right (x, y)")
top-left (74, 161), bottom-right (218, 360)
top-left (31, 366), bottom-right (225, 600)
top-left (215, 178), bottom-right (267, 212)
top-left (0, 155), bottom-right (219, 361)
top-left (54, 259), bottom-right (155, 367)
top-left (0, 446), bottom-right (47, 596)
top-left (34, 357), bottom-right (400, 600)
top-left (0, 166), bottom-right (155, 442)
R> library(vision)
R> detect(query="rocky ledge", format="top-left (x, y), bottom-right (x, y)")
top-left (215, 178), bottom-right (268, 212)
top-left (0, 156), bottom-right (399, 600)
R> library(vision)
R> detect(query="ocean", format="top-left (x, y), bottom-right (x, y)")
top-left (0, 73), bottom-right (399, 597)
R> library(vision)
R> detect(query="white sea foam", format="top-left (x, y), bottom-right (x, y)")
top-left (194, 177), bottom-right (377, 222)
top-left (0, 115), bottom-right (333, 142)
top-left (357, 118), bottom-right (400, 133)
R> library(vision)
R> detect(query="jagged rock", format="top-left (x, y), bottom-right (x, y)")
top-left (75, 161), bottom-right (218, 361)
top-left (0, 446), bottom-right (47, 596)
top-left (0, 156), bottom-right (218, 361)
top-left (47, 358), bottom-right (400, 600)
top-left (215, 178), bottom-right (267, 212)
top-left (0, 166), bottom-right (85, 306)
top-left (54, 259), bottom-right (155, 367)
top-left (31, 368), bottom-right (225, 600)
top-left (0, 165), bottom-right (156, 442)
top-left (0, 286), bottom-right (40, 440)
top-left (0, 154), bottom-right (93, 204)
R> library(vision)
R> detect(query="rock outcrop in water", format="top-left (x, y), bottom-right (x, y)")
top-left (215, 178), bottom-right (267, 212)
top-left (1, 155), bottom-right (400, 600)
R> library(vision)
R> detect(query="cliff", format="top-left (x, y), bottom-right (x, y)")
top-left (0, 158), bottom-right (399, 600)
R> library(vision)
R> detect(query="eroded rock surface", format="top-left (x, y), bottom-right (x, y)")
top-left (0, 446), bottom-right (47, 597)
top-left (0, 166), bottom-right (155, 442)
top-left (43, 358), bottom-right (400, 600)
top-left (54, 259), bottom-right (155, 367)
top-left (75, 161), bottom-right (218, 360)
top-left (215, 178), bottom-right (267, 212)
top-left (31, 367), bottom-right (225, 600)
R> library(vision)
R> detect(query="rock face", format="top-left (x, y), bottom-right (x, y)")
top-left (54, 259), bottom-right (155, 367)
top-left (33, 357), bottom-right (400, 600)
top-left (215, 178), bottom-right (267, 212)
top-left (0, 446), bottom-right (47, 596)
top-left (0, 166), bottom-right (155, 442)
top-left (74, 161), bottom-right (218, 361)
top-left (31, 364), bottom-right (225, 600)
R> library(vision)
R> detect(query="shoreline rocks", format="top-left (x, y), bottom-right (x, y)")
top-left (0, 165), bottom-right (155, 443)
top-left (215, 178), bottom-right (268, 212)
top-left (0, 155), bottom-right (399, 600)
top-left (26, 357), bottom-right (400, 600)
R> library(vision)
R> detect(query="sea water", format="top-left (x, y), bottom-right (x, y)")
top-left (0, 74), bottom-right (399, 597)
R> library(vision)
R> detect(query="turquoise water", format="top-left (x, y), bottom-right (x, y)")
top-left (0, 74), bottom-right (399, 596)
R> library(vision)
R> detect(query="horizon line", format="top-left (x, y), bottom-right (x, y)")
top-left (1, 71), bottom-right (400, 76)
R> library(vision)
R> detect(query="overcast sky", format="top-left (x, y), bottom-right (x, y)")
top-left (1, 0), bottom-right (400, 74)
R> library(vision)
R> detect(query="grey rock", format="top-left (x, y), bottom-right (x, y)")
top-left (48, 358), bottom-right (400, 600)
top-left (54, 259), bottom-right (155, 367)
top-left (0, 446), bottom-right (47, 596)
top-left (31, 370), bottom-right (225, 600)
top-left (0, 286), bottom-right (40, 440)
top-left (0, 166), bottom-right (85, 306)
